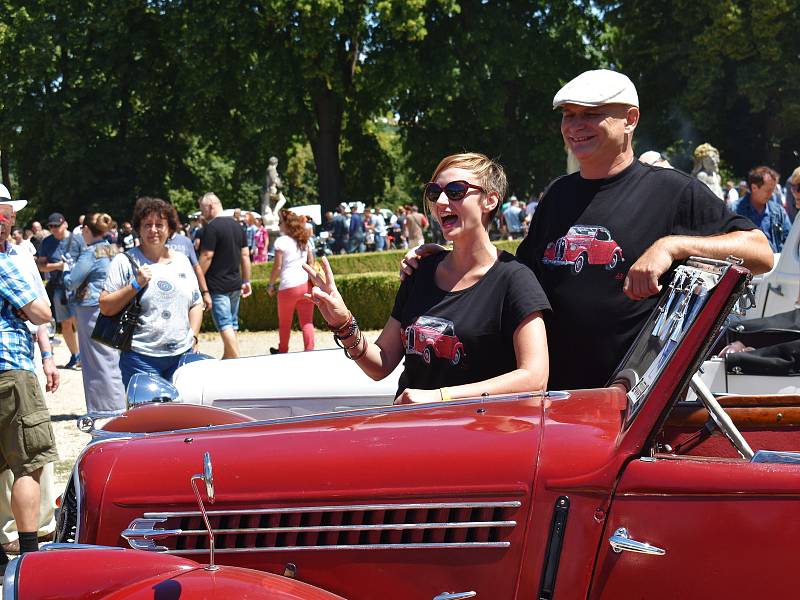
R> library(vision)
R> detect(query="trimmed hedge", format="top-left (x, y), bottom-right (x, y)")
top-left (250, 239), bottom-right (522, 280)
top-left (201, 272), bottom-right (401, 332)
top-left (204, 240), bottom-right (524, 332)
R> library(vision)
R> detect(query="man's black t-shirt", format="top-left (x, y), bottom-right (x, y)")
top-left (516, 160), bottom-right (756, 391)
top-left (391, 251), bottom-right (550, 396)
top-left (200, 217), bottom-right (247, 293)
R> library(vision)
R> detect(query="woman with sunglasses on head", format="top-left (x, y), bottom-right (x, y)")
top-left (305, 153), bottom-right (550, 404)
top-left (100, 197), bottom-right (203, 388)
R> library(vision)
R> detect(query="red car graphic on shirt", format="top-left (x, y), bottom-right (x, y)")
top-left (402, 316), bottom-right (465, 365)
top-left (542, 225), bottom-right (623, 275)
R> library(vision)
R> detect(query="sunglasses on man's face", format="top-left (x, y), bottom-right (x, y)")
top-left (423, 180), bottom-right (486, 203)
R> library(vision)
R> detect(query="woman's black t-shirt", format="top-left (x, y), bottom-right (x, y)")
top-left (390, 250), bottom-right (550, 395)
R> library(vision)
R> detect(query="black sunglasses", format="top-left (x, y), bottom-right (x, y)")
top-left (423, 180), bottom-right (486, 203)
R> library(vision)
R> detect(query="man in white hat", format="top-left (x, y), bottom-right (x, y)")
top-left (514, 68), bottom-right (773, 389)
top-left (0, 185), bottom-right (59, 555)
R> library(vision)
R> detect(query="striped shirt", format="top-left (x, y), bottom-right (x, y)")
top-left (0, 254), bottom-right (36, 372)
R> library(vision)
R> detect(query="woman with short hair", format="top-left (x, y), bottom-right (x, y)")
top-left (306, 152), bottom-right (550, 404)
top-left (100, 197), bottom-right (203, 388)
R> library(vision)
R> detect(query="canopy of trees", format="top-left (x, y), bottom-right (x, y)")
top-left (0, 0), bottom-right (796, 222)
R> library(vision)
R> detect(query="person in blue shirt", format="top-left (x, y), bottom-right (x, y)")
top-left (0, 215), bottom-right (56, 568)
top-left (735, 166), bottom-right (792, 253)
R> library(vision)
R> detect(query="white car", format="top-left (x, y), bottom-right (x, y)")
top-left (171, 348), bottom-right (402, 420)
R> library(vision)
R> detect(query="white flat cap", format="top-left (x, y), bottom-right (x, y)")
top-left (553, 69), bottom-right (639, 109)
top-left (0, 184), bottom-right (27, 212)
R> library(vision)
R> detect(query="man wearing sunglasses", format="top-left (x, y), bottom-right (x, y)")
top-left (405, 69), bottom-right (773, 391)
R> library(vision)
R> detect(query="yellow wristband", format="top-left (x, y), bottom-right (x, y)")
top-left (440, 387), bottom-right (452, 402)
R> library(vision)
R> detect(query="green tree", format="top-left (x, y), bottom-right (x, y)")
top-left (391, 0), bottom-right (603, 199)
top-left (599, 0), bottom-right (800, 177)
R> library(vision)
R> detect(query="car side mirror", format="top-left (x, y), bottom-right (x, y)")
top-left (125, 373), bottom-right (179, 411)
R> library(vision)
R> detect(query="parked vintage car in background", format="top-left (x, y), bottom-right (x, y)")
top-left (56, 258), bottom-right (800, 599)
top-left (171, 349), bottom-right (402, 420)
top-left (542, 225), bottom-right (623, 274)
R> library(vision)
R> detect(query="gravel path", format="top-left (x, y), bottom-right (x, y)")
top-left (43, 329), bottom-right (371, 491)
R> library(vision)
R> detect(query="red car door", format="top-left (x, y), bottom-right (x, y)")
top-left (590, 457), bottom-right (800, 599)
top-left (591, 230), bottom-right (613, 264)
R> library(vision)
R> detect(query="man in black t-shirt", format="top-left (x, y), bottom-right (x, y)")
top-left (515, 69), bottom-right (773, 389)
top-left (198, 192), bottom-right (252, 359)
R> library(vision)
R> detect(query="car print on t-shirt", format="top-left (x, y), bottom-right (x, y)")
top-left (542, 224), bottom-right (623, 275)
top-left (402, 316), bottom-right (465, 366)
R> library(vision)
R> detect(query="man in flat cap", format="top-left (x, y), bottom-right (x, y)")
top-left (514, 69), bottom-right (772, 389)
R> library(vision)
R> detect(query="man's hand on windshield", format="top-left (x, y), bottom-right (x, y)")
top-left (623, 238), bottom-right (674, 300)
top-left (399, 243), bottom-right (446, 281)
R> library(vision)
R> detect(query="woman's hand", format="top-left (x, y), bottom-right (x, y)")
top-left (267, 283), bottom-right (276, 297)
top-left (393, 388), bottom-right (443, 405)
top-left (302, 256), bottom-right (350, 328)
top-left (399, 243), bottom-right (445, 280)
top-left (136, 264), bottom-right (153, 288)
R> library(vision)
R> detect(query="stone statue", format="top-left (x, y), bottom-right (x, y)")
top-left (692, 143), bottom-right (724, 200)
top-left (260, 156), bottom-right (287, 232)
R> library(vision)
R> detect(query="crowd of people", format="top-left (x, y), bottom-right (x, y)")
top-left (0, 66), bottom-right (788, 573)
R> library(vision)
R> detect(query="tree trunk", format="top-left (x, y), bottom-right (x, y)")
top-left (0, 147), bottom-right (9, 188)
top-left (308, 84), bottom-right (344, 213)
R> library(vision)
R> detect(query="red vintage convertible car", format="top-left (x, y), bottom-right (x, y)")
top-left (51, 258), bottom-right (800, 599)
top-left (402, 316), bottom-right (465, 365)
top-left (542, 225), bottom-right (623, 274)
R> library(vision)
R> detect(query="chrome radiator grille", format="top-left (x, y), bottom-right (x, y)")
top-left (130, 501), bottom-right (521, 554)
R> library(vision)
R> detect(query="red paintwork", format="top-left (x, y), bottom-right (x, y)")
top-left (401, 316), bottom-right (465, 365)
top-left (542, 225), bottom-right (622, 272)
top-left (69, 264), bottom-right (800, 599)
top-left (14, 549), bottom-right (344, 599)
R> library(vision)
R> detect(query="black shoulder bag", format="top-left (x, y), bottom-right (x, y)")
top-left (91, 253), bottom-right (144, 351)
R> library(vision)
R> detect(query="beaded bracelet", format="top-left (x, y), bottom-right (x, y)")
top-left (345, 335), bottom-right (369, 360)
top-left (336, 327), bottom-right (362, 351)
top-left (333, 317), bottom-right (359, 342)
top-left (331, 313), bottom-right (356, 337)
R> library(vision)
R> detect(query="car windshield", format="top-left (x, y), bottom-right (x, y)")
top-left (416, 317), bottom-right (449, 332)
top-left (568, 226), bottom-right (595, 236)
top-left (612, 259), bottom-right (731, 425)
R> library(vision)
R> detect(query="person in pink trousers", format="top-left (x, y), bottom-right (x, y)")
top-left (267, 210), bottom-right (315, 353)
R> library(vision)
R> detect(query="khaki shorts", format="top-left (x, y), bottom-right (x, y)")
top-left (0, 370), bottom-right (58, 478)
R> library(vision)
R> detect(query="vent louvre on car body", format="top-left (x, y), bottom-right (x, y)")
top-left (128, 501), bottom-right (521, 554)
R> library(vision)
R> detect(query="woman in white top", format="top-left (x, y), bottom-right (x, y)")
top-left (100, 197), bottom-right (203, 388)
top-left (267, 210), bottom-right (316, 353)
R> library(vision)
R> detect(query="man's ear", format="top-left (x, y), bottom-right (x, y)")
top-left (625, 106), bottom-right (640, 133)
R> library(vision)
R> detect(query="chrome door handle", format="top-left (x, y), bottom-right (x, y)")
top-left (608, 527), bottom-right (665, 556)
top-left (434, 593), bottom-right (477, 600)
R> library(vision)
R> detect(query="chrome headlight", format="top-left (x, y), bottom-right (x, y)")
top-left (125, 373), bottom-right (180, 411)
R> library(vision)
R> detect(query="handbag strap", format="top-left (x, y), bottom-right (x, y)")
top-left (123, 251), bottom-right (146, 306)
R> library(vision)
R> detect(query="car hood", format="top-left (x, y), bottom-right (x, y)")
top-left (85, 395), bottom-right (545, 548)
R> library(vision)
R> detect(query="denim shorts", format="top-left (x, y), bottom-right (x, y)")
top-left (52, 287), bottom-right (75, 323)
top-left (210, 290), bottom-right (241, 332)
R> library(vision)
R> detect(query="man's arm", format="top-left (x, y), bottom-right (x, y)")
top-left (21, 297), bottom-right (52, 325)
top-left (240, 247), bottom-right (252, 298)
top-left (36, 324), bottom-right (59, 392)
top-left (624, 229), bottom-right (774, 300)
top-left (198, 249), bottom-right (214, 275)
